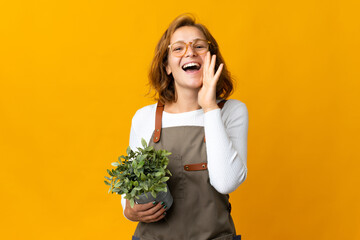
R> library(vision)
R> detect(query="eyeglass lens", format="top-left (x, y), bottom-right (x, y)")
top-left (170, 39), bottom-right (209, 57)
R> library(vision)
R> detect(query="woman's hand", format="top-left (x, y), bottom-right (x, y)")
top-left (198, 51), bottom-right (224, 113)
top-left (124, 199), bottom-right (167, 223)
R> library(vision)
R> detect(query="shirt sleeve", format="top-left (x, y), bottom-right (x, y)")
top-left (120, 118), bottom-right (141, 221)
top-left (120, 105), bottom-right (156, 221)
top-left (204, 100), bottom-right (249, 194)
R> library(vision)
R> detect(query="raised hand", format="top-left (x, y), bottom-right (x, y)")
top-left (198, 51), bottom-right (224, 112)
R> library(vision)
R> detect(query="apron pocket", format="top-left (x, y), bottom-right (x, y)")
top-left (132, 236), bottom-right (140, 240)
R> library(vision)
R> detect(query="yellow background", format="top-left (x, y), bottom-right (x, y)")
top-left (1, 0), bottom-right (359, 239)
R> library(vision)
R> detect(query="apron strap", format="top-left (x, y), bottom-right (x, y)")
top-left (153, 100), bottom-right (227, 143)
top-left (153, 101), bottom-right (164, 143)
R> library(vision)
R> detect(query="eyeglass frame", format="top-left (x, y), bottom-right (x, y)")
top-left (168, 39), bottom-right (211, 58)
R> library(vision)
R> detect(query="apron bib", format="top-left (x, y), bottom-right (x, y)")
top-left (133, 101), bottom-right (240, 240)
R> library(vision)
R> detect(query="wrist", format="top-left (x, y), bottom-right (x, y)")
top-left (203, 105), bottom-right (219, 113)
top-left (124, 206), bottom-right (135, 221)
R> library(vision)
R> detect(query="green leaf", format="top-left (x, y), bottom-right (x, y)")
top-left (126, 146), bottom-right (132, 155)
top-left (112, 188), bottom-right (120, 193)
top-left (164, 151), bottom-right (172, 156)
top-left (134, 169), bottom-right (139, 177)
top-left (141, 138), bottom-right (147, 148)
top-left (111, 162), bottom-right (120, 167)
top-left (159, 177), bottom-right (169, 182)
top-left (151, 190), bottom-right (157, 198)
top-left (145, 146), bottom-right (154, 151)
top-left (155, 187), bottom-right (166, 192)
top-left (155, 172), bottom-right (163, 177)
top-left (104, 180), bottom-right (111, 186)
top-left (104, 176), bottom-right (112, 181)
top-left (130, 188), bottom-right (137, 197)
top-left (132, 161), bottom-right (138, 168)
top-left (137, 160), bottom-right (145, 169)
top-left (130, 198), bottom-right (135, 208)
top-left (114, 182), bottom-right (121, 187)
top-left (139, 154), bottom-right (147, 162)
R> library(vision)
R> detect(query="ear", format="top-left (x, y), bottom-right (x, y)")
top-left (166, 64), bottom-right (172, 75)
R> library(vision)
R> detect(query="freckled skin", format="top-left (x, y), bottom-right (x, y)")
top-left (166, 26), bottom-right (207, 91)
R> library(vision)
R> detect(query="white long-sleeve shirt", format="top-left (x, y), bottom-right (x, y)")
top-left (121, 99), bottom-right (248, 213)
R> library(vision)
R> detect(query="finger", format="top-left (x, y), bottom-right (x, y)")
top-left (141, 204), bottom-right (167, 222)
top-left (209, 54), bottom-right (217, 77)
top-left (203, 51), bottom-right (211, 81)
top-left (139, 202), bottom-right (165, 216)
top-left (151, 211), bottom-right (167, 222)
top-left (204, 51), bottom-right (211, 71)
top-left (213, 63), bottom-right (224, 82)
top-left (134, 201), bottom-right (158, 211)
top-left (143, 211), bottom-right (166, 223)
top-left (148, 205), bottom-right (167, 220)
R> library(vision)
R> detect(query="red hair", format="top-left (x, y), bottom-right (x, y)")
top-left (148, 13), bottom-right (233, 103)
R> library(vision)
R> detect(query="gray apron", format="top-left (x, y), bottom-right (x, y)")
top-left (133, 101), bottom-right (241, 240)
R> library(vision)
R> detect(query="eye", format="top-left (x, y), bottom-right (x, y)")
top-left (194, 44), bottom-right (206, 49)
top-left (193, 39), bottom-right (209, 49)
top-left (172, 45), bottom-right (184, 52)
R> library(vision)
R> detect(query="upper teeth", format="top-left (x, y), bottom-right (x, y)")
top-left (183, 62), bottom-right (200, 69)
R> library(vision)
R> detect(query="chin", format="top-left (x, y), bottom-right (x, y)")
top-left (187, 79), bottom-right (203, 89)
top-left (173, 74), bottom-right (203, 90)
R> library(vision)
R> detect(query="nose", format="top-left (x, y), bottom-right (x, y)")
top-left (183, 43), bottom-right (197, 57)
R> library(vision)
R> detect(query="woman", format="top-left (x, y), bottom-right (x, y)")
top-left (121, 13), bottom-right (248, 240)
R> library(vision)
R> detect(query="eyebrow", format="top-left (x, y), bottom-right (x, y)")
top-left (170, 38), bottom-right (204, 44)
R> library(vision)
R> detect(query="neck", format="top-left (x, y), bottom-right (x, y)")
top-left (165, 88), bottom-right (200, 113)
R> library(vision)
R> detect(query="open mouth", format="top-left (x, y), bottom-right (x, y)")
top-left (182, 62), bottom-right (201, 72)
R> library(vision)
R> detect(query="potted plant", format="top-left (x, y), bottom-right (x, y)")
top-left (105, 138), bottom-right (173, 209)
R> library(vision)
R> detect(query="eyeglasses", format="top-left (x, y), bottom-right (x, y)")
top-left (168, 39), bottom-right (211, 57)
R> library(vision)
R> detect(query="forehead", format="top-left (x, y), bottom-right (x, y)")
top-left (170, 26), bottom-right (206, 43)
